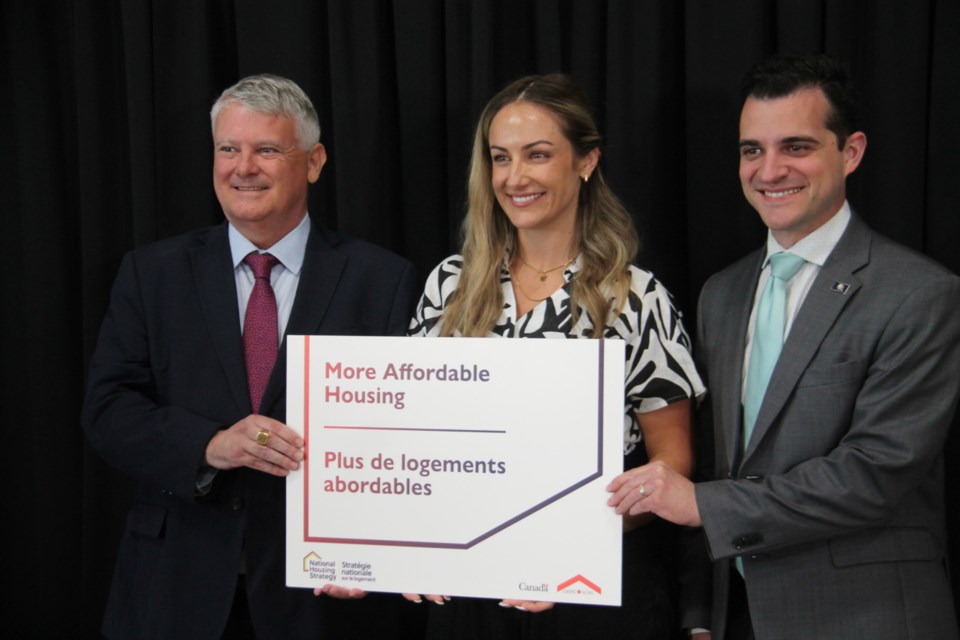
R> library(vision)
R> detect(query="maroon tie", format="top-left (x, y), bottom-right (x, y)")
top-left (243, 252), bottom-right (280, 414)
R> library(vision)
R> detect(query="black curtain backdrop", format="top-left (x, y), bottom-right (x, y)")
top-left (4, 1), bottom-right (958, 637)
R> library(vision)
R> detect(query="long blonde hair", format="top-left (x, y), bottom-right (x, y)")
top-left (440, 74), bottom-right (638, 338)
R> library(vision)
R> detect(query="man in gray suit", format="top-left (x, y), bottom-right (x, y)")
top-left (607, 53), bottom-right (960, 639)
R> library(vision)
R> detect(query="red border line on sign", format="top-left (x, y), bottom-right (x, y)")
top-left (302, 335), bottom-right (311, 540)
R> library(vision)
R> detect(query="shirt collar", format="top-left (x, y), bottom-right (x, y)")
top-left (763, 200), bottom-right (851, 268)
top-left (228, 214), bottom-right (311, 275)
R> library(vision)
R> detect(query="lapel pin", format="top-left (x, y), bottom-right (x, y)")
top-left (831, 281), bottom-right (851, 294)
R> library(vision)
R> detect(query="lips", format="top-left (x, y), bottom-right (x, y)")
top-left (760, 186), bottom-right (803, 199)
top-left (509, 192), bottom-right (544, 206)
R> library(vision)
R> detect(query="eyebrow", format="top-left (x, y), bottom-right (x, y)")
top-left (215, 138), bottom-right (287, 147)
top-left (738, 135), bottom-right (821, 148)
top-left (489, 140), bottom-right (556, 152)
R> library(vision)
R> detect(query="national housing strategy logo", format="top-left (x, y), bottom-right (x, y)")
top-left (303, 552), bottom-right (337, 581)
top-left (302, 552), bottom-right (378, 584)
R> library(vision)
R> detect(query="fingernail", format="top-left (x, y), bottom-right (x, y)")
top-left (514, 605), bottom-right (527, 611)
top-left (498, 602), bottom-right (512, 608)
top-left (432, 599), bottom-right (445, 606)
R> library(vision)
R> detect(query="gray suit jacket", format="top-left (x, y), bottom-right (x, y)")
top-left (693, 214), bottom-right (960, 639)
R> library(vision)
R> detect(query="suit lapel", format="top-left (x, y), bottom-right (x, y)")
top-left (717, 251), bottom-right (765, 470)
top-left (189, 224), bottom-right (250, 413)
top-left (259, 225), bottom-right (347, 416)
top-left (744, 216), bottom-right (871, 460)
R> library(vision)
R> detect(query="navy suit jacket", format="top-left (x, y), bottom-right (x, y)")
top-left (83, 219), bottom-right (417, 639)
top-left (692, 215), bottom-right (960, 639)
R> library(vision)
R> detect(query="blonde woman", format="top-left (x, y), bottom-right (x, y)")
top-left (408, 74), bottom-right (705, 640)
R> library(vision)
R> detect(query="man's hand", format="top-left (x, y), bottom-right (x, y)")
top-left (204, 415), bottom-right (304, 476)
top-left (607, 460), bottom-right (702, 527)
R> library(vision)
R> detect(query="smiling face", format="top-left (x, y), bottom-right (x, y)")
top-left (738, 87), bottom-right (866, 248)
top-left (213, 102), bottom-right (326, 248)
top-left (488, 101), bottom-right (598, 237)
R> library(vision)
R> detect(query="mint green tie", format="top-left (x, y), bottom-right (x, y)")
top-left (737, 252), bottom-right (804, 577)
top-left (742, 252), bottom-right (805, 450)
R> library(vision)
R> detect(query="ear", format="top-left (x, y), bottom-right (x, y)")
top-left (578, 147), bottom-right (601, 181)
top-left (307, 143), bottom-right (328, 184)
top-left (842, 131), bottom-right (866, 177)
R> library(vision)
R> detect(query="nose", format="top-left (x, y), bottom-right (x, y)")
top-left (235, 149), bottom-right (259, 176)
top-left (504, 159), bottom-right (528, 187)
top-left (757, 151), bottom-right (788, 183)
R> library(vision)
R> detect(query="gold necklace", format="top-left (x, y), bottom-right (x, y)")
top-left (511, 272), bottom-right (553, 302)
top-left (513, 278), bottom-right (553, 302)
top-left (516, 254), bottom-right (576, 281)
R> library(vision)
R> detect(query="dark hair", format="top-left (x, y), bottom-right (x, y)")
top-left (741, 53), bottom-right (858, 147)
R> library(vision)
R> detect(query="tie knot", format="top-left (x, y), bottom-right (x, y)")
top-left (245, 252), bottom-right (279, 280)
top-left (768, 252), bottom-right (805, 281)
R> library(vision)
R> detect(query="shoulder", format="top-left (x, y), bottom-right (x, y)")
top-left (425, 254), bottom-right (465, 280)
top-left (310, 227), bottom-right (414, 272)
top-left (419, 254), bottom-right (465, 300)
top-left (698, 249), bottom-right (764, 307)
top-left (408, 255), bottom-right (464, 336)
top-left (825, 218), bottom-right (959, 311)
top-left (617, 267), bottom-right (697, 347)
top-left (127, 224), bottom-right (226, 262)
top-left (863, 235), bottom-right (960, 331)
top-left (116, 224), bottom-right (228, 284)
top-left (702, 249), bottom-right (763, 290)
top-left (863, 227), bottom-right (957, 284)
top-left (626, 264), bottom-right (678, 298)
top-left (417, 254), bottom-right (465, 290)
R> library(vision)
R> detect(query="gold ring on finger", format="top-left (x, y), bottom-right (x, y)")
top-left (255, 429), bottom-right (270, 446)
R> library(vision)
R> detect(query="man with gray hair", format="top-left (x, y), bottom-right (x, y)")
top-left (84, 74), bottom-right (420, 639)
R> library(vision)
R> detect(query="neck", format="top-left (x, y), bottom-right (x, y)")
top-left (236, 212), bottom-right (307, 250)
top-left (514, 229), bottom-right (578, 268)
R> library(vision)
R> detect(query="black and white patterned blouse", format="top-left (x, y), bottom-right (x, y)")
top-left (408, 255), bottom-right (706, 459)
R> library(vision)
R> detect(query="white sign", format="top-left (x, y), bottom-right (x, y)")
top-left (285, 335), bottom-right (624, 606)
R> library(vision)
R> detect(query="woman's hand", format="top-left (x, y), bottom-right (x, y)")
top-left (498, 599), bottom-right (555, 613)
top-left (402, 593), bottom-right (449, 605)
top-left (313, 585), bottom-right (367, 598)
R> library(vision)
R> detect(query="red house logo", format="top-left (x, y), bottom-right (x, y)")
top-left (556, 574), bottom-right (601, 595)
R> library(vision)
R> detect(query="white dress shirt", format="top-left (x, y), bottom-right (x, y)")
top-left (741, 202), bottom-right (852, 400)
top-left (228, 213), bottom-right (311, 342)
